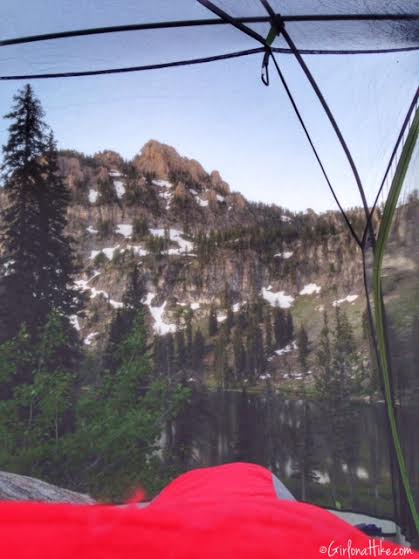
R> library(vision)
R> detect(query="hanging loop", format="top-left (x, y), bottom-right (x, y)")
top-left (261, 9), bottom-right (284, 87)
top-left (261, 48), bottom-right (271, 86)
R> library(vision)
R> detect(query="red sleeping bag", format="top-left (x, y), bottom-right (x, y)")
top-left (0, 462), bottom-right (416, 558)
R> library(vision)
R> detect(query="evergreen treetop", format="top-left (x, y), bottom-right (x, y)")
top-left (0, 84), bottom-right (82, 343)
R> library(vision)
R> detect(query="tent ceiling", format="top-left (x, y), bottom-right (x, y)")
top-left (0, 0), bottom-right (418, 72)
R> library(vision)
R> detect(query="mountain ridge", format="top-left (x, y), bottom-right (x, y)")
top-left (1, 139), bottom-right (368, 388)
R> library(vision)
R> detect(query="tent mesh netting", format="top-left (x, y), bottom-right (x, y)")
top-left (0, 0), bottom-right (418, 546)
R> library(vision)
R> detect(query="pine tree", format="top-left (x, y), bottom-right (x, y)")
top-left (123, 265), bottom-right (146, 311)
top-left (104, 266), bottom-right (146, 374)
top-left (315, 312), bottom-right (333, 398)
top-left (232, 324), bottom-right (246, 382)
top-left (164, 333), bottom-right (175, 380)
top-left (152, 335), bottom-right (164, 375)
top-left (273, 307), bottom-right (287, 349)
top-left (0, 312), bottom-right (78, 476)
top-left (214, 326), bottom-right (229, 388)
top-left (185, 309), bottom-right (193, 357)
top-left (0, 85), bottom-right (82, 344)
top-left (221, 282), bottom-right (231, 309)
top-left (73, 310), bottom-right (190, 499)
top-left (264, 312), bottom-right (273, 353)
top-left (175, 330), bottom-right (186, 372)
top-left (297, 324), bottom-right (310, 372)
top-left (286, 310), bottom-right (294, 345)
top-left (333, 307), bottom-right (356, 398)
top-left (335, 308), bottom-right (351, 351)
top-left (225, 306), bottom-right (234, 331)
top-left (208, 304), bottom-right (218, 337)
top-left (191, 328), bottom-right (205, 371)
top-left (0, 84), bottom-right (48, 341)
top-left (36, 132), bottom-right (82, 322)
top-left (245, 320), bottom-right (265, 382)
top-left (103, 310), bottom-right (131, 375)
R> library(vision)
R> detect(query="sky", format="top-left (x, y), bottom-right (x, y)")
top-left (0, 1), bottom-right (418, 213)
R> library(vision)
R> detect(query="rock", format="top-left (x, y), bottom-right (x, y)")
top-left (210, 170), bottom-right (230, 194)
top-left (0, 471), bottom-right (95, 503)
top-left (133, 140), bottom-right (207, 185)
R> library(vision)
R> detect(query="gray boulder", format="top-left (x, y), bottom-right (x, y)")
top-left (0, 471), bottom-right (94, 503)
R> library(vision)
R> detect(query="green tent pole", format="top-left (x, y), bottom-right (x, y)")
top-left (372, 108), bottom-right (419, 535)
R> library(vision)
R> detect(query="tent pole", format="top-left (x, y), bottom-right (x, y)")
top-left (278, 26), bottom-right (374, 246)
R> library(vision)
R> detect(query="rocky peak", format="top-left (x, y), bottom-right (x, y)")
top-left (1, 139), bottom-right (372, 365)
top-left (93, 150), bottom-right (124, 171)
top-left (209, 170), bottom-right (230, 195)
top-left (133, 140), bottom-right (224, 191)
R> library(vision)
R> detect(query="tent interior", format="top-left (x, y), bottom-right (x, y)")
top-left (0, 0), bottom-right (418, 547)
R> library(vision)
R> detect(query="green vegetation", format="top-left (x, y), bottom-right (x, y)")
top-left (97, 178), bottom-right (118, 204)
top-left (132, 216), bottom-right (150, 240)
top-left (97, 218), bottom-right (114, 239)
top-left (0, 85), bottom-right (390, 505)
top-left (0, 86), bottom-right (190, 500)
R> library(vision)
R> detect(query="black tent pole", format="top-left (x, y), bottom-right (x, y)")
top-left (272, 24), bottom-right (374, 245)
top-left (198, 0), bottom-right (374, 246)
top-left (268, 52), bottom-right (362, 248)
top-left (363, 86), bottom-right (419, 246)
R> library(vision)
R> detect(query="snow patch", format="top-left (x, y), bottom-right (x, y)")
top-left (109, 300), bottom-right (124, 309)
top-left (275, 341), bottom-right (297, 356)
top-left (126, 245), bottom-right (149, 257)
top-left (300, 283), bottom-right (321, 295)
top-left (74, 270), bottom-right (100, 291)
top-left (216, 194), bottom-right (225, 203)
top-left (217, 314), bottom-right (227, 323)
top-left (109, 169), bottom-right (122, 178)
top-left (90, 245), bottom-right (120, 260)
top-left (69, 315), bottom-right (81, 331)
top-left (356, 467), bottom-right (369, 480)
top-left (313, 471), bottom-right (330, 485)
top-left (333, 294), bottom-right (358, 306)
top-left (152, 179), bottom-right (172, 188)
top-left (197, 198), bottom-right (209, 208)
top-left (274, 251), bottom-right (293, 259)
top-left (114, 180), bottom-right (125, 198)
top-left (261, 288), bottom-right (294, 309)
top-left (281, 215), bottom-right (292, 223)
top-left (149, 228), bottom-right (194, 254)
top-left (115, 224), bottom-right (133, 238)
top-left (76, 273), bottom-right (122, 310)
top-left (88, 189), bottom-right (98, 204)
top-left (149, 228), bottom-right (166, 238)
top-left (89, 287), bottom-right (109, 300)
top-left (160, 189), bottom-right (171, 203)
top-left (144, 293), bottom-right (177, 335)
top-left (178, 301), bottom-right (202, 311)
top-left (86, 226), bottom-right (98, 234)
top-left (84, 332), bottom-right (98, 346)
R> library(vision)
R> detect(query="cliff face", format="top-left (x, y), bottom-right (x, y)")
top-left (0, 140), bottom-right (368, 373)
top-left (48, 141), bottom-right (365, 358)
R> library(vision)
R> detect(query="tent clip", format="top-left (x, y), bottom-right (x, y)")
top-left (261, 49), bottom-right (271, 86)
top-left (261, 13), bottom-right (284, 86)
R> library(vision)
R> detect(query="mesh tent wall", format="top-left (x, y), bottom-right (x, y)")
top-left (0, 0), bottom-right (418, 545)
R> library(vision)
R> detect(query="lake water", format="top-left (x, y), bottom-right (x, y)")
top-left (164, 387), bottom-right (419, 520)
